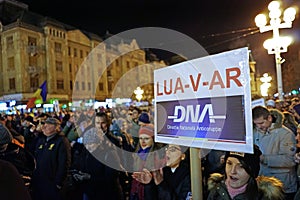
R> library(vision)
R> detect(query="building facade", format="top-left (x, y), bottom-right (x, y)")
top-left (0, 0), bottom-right (167, 107)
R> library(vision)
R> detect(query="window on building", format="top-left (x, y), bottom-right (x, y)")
top-left (9, 78), bottom-right (15, 90)
top-left (74, 48), bottom-right (77, 57)
top-left (69, 64), bottom-right (72, 72)
top-left (29, 56), bottom-right (38, 66)
top-left (30, 77), bottom-right (39, 90)
top-left (126, 61), bottom-right (130, 69)
top-left (86, 65), bottom-right (90, 75)
top-left (80, 50), bottom-right (83, 58)
top-left (8, 57), bottom-right (15, 71)
top-left (56, 61), bottom-right (63, 71)
top-left (6, 36), bottom-right (13, 49)
top-left (28, 37), bottom-right (37, 46)
top-left (70, 81), bottom-right (73, 90)
top-left (98, 82), bottom-right (104, 91)
top-left (88, 82), bottom-right (91, 91)
top-left (55, 42), bottom-right (62, 53)
top-left (57, 80), bottom-right (64, 90)
top-left (82, 82), bottom-right (85, 90)
top-left (68, 46), bottom-right (71, 56)
top-left (108, 82), bottom-right (113, 91)
top-left (75, 81), bottom-right (79, 90)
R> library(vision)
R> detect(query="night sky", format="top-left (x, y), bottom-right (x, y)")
top-left (18, 0), bottom-right (300, 77)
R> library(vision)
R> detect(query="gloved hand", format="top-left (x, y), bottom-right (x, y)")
top-left (73, 171), bottom-right (91, 181)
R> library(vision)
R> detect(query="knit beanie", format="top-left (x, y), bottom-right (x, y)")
top-left (138, 124), bottom-right (154, 137)
top-left (224, 145), bottom-right (262, 178)
top-left (138, 113), bottom-right (150, 124)
top-left (0, 124), bottom-right (13, 145)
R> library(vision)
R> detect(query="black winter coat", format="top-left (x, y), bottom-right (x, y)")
top-left (73, 145), bottom-right (123, 200)
top-left (157, 162), bottom-right (191, 200)
top-left (31, 132), bottom-right (71, 200)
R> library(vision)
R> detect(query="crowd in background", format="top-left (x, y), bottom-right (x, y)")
top-left (0, 95), bottom-right (300, 199)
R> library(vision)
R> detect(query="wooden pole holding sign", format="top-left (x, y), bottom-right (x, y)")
top-left (190, 147), bottom-right (202, 200)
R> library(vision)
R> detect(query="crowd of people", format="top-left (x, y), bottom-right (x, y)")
top-left (0, 95), bottom-right (299, 199)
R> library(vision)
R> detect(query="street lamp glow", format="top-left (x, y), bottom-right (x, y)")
top-left (255, 14), bottom-right (267, 27)
top-left (268, 1), bottom-right (280, 11)
top-left (260, 73), bottom-right (272, 97)
top-left (255, 1), bottom-right (297, 100)
top-left (263, 36), bottom-right (292, 53)
top-left (134, 87), bottom-right (144, 102)
top-left (284, 7), bottom-right (296, 22)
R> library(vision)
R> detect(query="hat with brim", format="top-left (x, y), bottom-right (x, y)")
top-left (45, 117), bottom-right (60, 126)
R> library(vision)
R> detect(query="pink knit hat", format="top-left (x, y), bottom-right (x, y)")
top-left (138, 124), bottom-right (154, 137)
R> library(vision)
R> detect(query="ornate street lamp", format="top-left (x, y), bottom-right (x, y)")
top-left (134, 87), bottom-right (144, 102)
top-left (255, 1), bottom-right (296, 100)
top-left (260, 73), bottom-right (272, 97)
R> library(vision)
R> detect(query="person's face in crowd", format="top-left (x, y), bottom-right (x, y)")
top-left (275, 102), bottom-right (283, 111)
top-left (121, 121), bottom-right (128, 133)
top-left (132, 110), bottom-right (139, 120)
top-left (165, 145), bottom-right (185, 169)
top-left (24, 120), bottom-right (33, 127)
top-left (6, 115), bottom-right (13, 121)
top-left (296, 128), bottom-right (300, 148)
top-left (42, 123), bottom-right (57, 136)
top-left (225, 157), bottom-right (250, 189)
top-left (253, 115), bottom-right (272, 133)
top-left (79, 121), bottom-right (88, 132)
top-left (127, 111), bottom-right (133, 121)
top-left (95, 116), bottom-right (108, 133)
top-left (69, 114), bottom-right (75, 123)
top-left (139, 133), bottom-right (153, 149)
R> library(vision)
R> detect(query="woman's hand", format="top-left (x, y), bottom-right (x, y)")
top-left (152, 168), bottom-right (164, 185)
top-left (132, 168), bottom-right (152, 184)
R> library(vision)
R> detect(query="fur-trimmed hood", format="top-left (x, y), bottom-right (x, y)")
top-left (269, 109), bottom-right (284, 129)
top-left (256, 176), bottom-right (284, 200)
top-left (207, 173), bottom-right (284, 200)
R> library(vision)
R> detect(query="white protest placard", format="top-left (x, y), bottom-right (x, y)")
top-left (154, 47), bottom-right (253, 153)
top-left (252, 98), bottom-right (265, 108)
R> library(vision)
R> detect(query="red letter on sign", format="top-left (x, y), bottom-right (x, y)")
top-left (174, 78), bottom-right (184, 94)
top-left (209, 70), bottom-right (225, 90)
top-left (156, 82), bottom-right (163, 96)
top-left (226, 67), bottom-right (242, 88)
top-left (190, 73), bottom-right (201, 92)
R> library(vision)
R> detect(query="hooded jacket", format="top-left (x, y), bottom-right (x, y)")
top-left (253, 109), bottom-right (297, 193)
top-left (207, 173), bottom-right (284, 200)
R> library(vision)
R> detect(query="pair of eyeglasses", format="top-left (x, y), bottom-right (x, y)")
top-left (165, 146), bottom-right (181, 152)
top-left (139, 137), bottom-right (151, 141)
